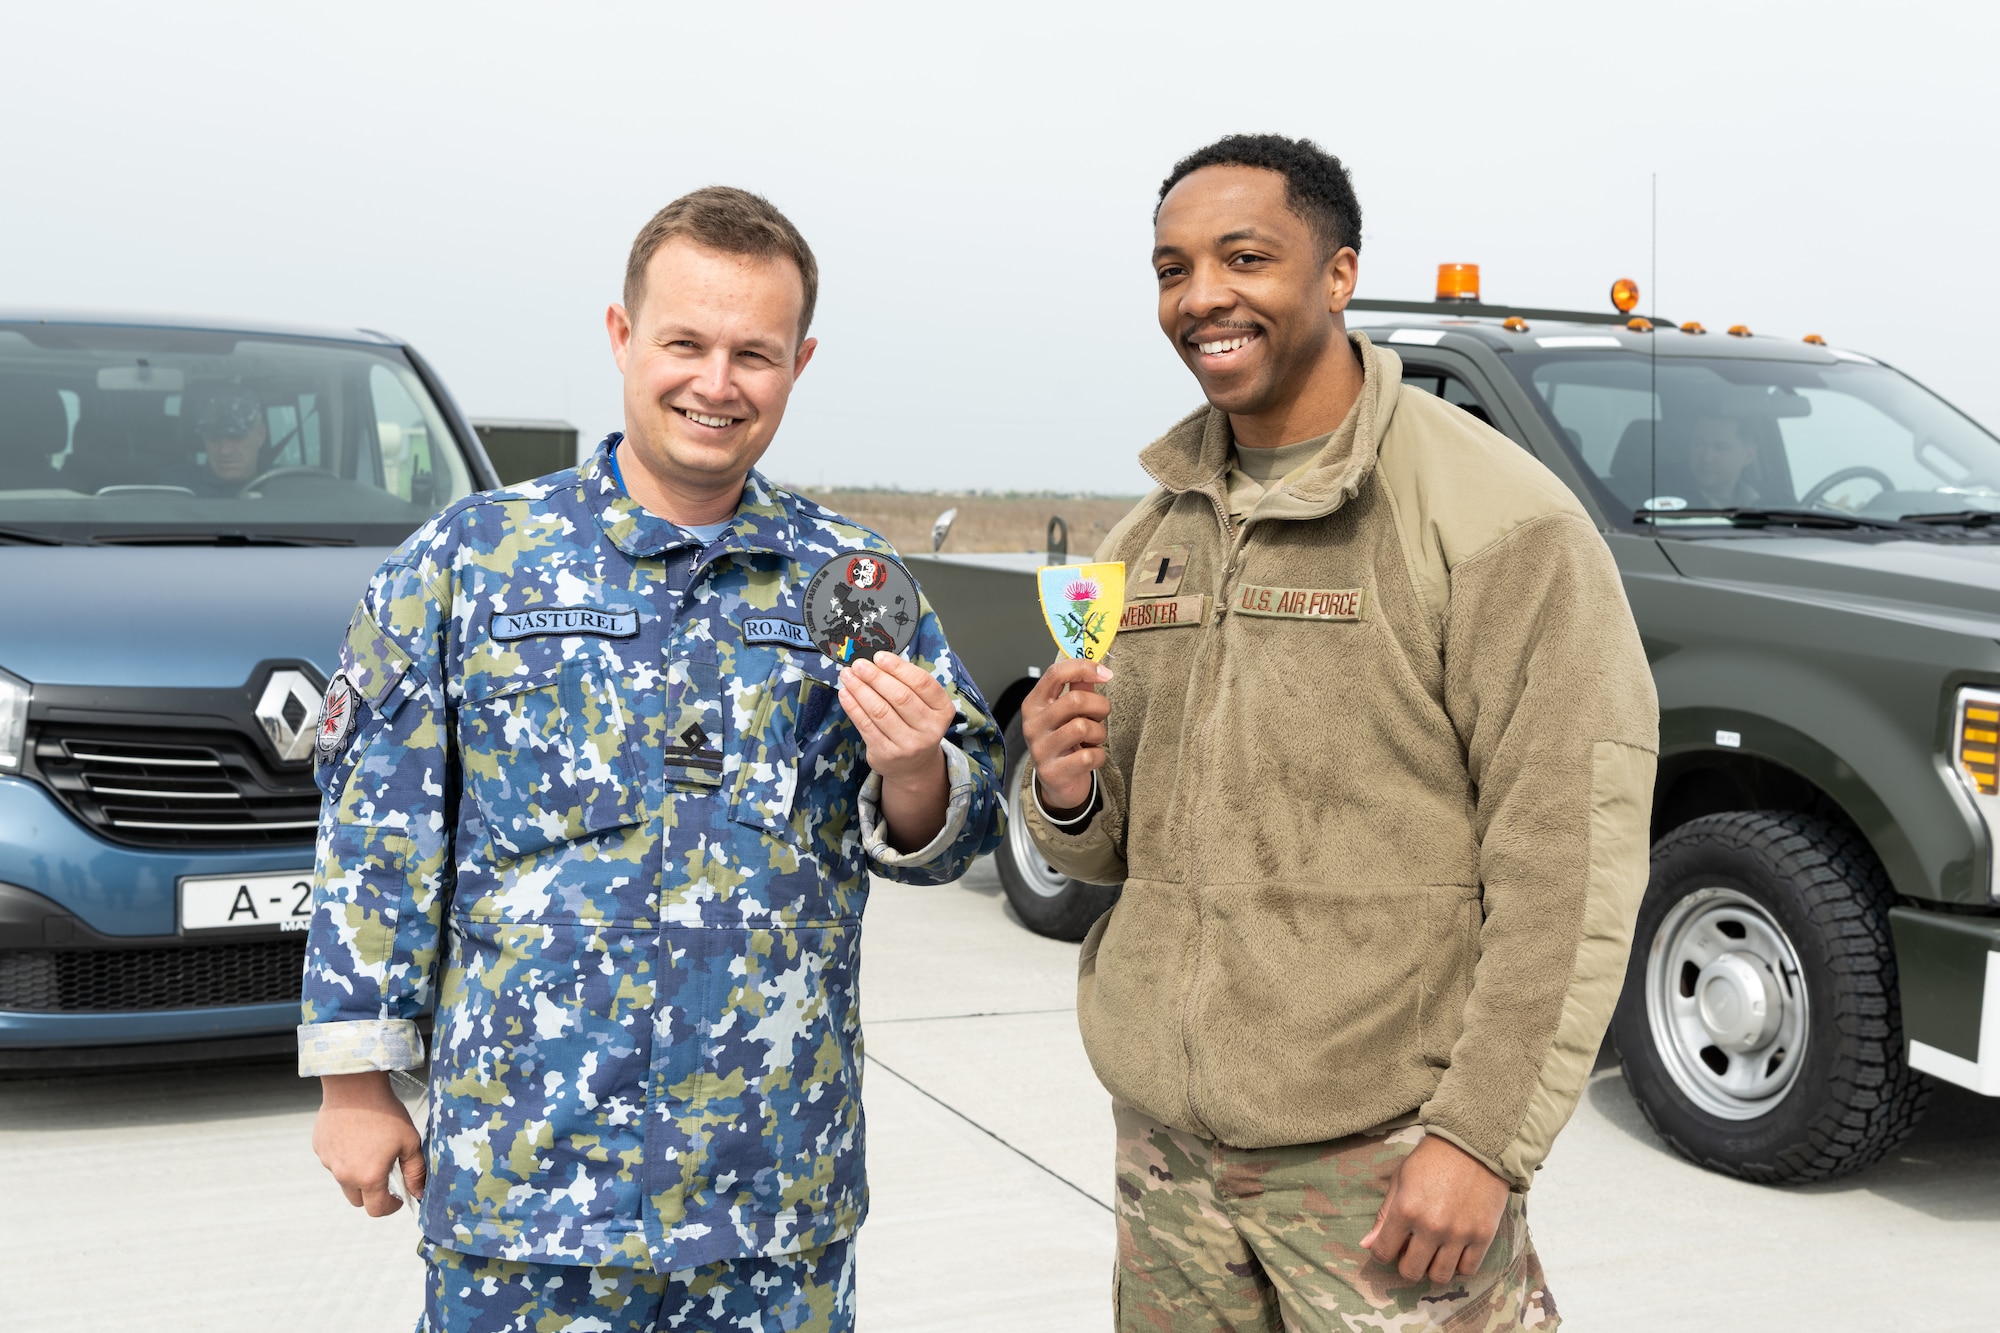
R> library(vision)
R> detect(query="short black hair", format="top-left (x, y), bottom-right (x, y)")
top-left (1155, 134), bottom-right (1362, 259)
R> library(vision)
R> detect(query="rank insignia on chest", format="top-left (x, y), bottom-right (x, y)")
top-left (1133, 544), bottom-right (1190, 598)
top-left (803, 553), bottom-right (921, 663)
top-left (1037, 562), bottom-right (1125, 662)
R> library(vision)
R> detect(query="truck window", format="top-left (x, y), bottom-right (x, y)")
top-left (1401, 368), bottom-right (1495, 427)
top-left (1515, 353), bottom-right (2000, 521)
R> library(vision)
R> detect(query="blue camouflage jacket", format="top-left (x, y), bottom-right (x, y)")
top-left (298, 436), bottom-right (1004, 1270)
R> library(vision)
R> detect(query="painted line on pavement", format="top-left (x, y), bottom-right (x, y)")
top-left (867, 1056), bottom-right (1112, 1214)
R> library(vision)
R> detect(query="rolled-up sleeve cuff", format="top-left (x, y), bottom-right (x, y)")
top-left (297, 1018), bottom-right (426, 1077)
top-left (860, 740), bottom-right (974, 868)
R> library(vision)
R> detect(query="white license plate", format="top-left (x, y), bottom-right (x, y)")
top-left (179, 871), bottom-right (316, 935)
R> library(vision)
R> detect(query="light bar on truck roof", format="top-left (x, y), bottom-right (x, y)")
top-left (1436, 264), bottom-right (1480, 302)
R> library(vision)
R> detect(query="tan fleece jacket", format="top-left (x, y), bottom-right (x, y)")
top-left (1025, 333), bottom-right (1658, 1189)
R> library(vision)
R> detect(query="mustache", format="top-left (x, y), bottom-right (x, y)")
top-left (1182, 318), bottom-right (1263, 340)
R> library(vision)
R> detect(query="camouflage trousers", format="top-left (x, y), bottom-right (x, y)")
top-left (1114, 1102), bottom-right (1557, 1332)
top-left (418, 1236), bottom-right (855, 1333)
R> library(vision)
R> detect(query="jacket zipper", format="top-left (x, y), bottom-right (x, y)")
top-left (1142, 462), bottom-right (1245, 1140)
top-left (1138, 416), bottom-right (1363, 1138)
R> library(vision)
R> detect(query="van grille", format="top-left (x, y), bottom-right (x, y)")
top-left (31, 727), bottom-right (321, 848)
top-left (0, 938), bottom-right (307, 1012)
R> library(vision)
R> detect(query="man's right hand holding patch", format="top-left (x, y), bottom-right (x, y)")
top-left (1021, 658), bottom-right (1113, 818)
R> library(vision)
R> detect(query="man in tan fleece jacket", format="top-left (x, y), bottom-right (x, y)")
top-left (1021, 134), bottom-right (1658, 1331)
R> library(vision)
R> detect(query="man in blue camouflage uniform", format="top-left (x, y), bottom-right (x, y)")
top-left (301, 186), bottom-right (1004, 1332)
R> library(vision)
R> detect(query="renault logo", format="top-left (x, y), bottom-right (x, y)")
top-left (255, 669), bottom-right (323, 763)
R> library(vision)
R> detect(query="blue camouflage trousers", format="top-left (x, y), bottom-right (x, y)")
top-left (419, 1237), bottom-right (856, 1333)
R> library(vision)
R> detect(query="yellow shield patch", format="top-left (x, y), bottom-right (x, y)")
top-left (1038, 562), bottom-right (1126, 661)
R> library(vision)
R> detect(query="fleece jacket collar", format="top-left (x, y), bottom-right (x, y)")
top-left (1137, 332), bottom-right (1405, 527)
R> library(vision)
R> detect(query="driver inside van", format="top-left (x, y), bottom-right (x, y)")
top-left (1686, 411), bottom-right (1761, 508)
top-left (175, 386), bottom-right (268, 495)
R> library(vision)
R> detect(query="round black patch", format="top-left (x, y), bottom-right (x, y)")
top-left (315, 673), bottom-right (356, 762)
top-left (802, 553), bottom-right (920, 664)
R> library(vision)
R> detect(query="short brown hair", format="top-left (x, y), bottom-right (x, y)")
top-left (623, 186), bottom-right (819, 343)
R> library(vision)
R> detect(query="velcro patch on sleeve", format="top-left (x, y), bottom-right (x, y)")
top-left (1231, 585), bottom-right (1367, 621)
top-left (343, 616), bottom-right (414, 713)
top-left (1119, 594), bottom-right (1206, 632)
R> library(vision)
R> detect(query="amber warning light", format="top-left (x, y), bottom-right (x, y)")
top-left (1611, 278), bottom-right (1641, 314)
top-left (1959, 689), bottom-right (2000, 797)
top-left (1436, 264), bottom-right (1480, 302)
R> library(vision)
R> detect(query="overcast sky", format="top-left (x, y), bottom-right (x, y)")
top-left (6, 1), bottom-right (1994, 495)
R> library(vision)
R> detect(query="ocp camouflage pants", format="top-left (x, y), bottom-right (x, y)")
top-left (1114, 1102), bottom-right (1557, 1332)
top-left (418, 1236), bottom-right (855, 1333)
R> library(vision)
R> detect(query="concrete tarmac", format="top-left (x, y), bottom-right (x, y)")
top-left (3, 857), bottom-right (1997, 1330)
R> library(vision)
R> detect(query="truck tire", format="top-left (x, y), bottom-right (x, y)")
top-left (994, 713), bottom-right (1120, 942)
top-left (1611, 810), bottom-right (1930, 1183)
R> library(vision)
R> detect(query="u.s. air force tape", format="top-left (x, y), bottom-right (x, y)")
top-left (802, 553), bottom-right (920, 664)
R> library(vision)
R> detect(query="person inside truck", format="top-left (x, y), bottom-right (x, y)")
top-left (1685, 411), bottom-right (1763, 508)
top-left (162, 384), bottom-right (269, 496)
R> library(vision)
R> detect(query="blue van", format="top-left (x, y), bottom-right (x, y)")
top-left (0, 313), bottom-right (498, 1067)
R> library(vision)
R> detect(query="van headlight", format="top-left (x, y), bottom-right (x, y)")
top-left (1951, 686), bottom-right (2000, 900)
top-left (0, 668), bottom-right (28, 772)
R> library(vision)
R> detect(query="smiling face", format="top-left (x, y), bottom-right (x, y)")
top-left (1153, 165), bottom-right (1358, 431)
top-left (607, 237), bottom-right (817, 516)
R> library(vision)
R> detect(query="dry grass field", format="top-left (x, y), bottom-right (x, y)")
top-left (786, 488), bottom-right (1142, 555)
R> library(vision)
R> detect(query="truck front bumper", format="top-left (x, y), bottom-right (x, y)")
top-left (1891, 905), bottom-right (2000, 1095)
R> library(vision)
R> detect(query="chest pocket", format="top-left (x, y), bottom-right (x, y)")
top-left (726, 654), bottom-right (834, 844)
top-left (460, 659), bottom-right (644, 859)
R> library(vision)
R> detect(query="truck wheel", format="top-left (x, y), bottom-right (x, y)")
top-left (995, 714), bottom-right (1120, 942)
top-left (1611, 810), bottom-right (1930, 1183)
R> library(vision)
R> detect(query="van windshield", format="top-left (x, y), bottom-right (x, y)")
top-left (0, 323), bottom-right (477, 545)
top-left (1512, 352), bottom-right (2000, 526)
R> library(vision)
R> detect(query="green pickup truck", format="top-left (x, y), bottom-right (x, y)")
top-left (907, 291), bottom-right (2000, 1185)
